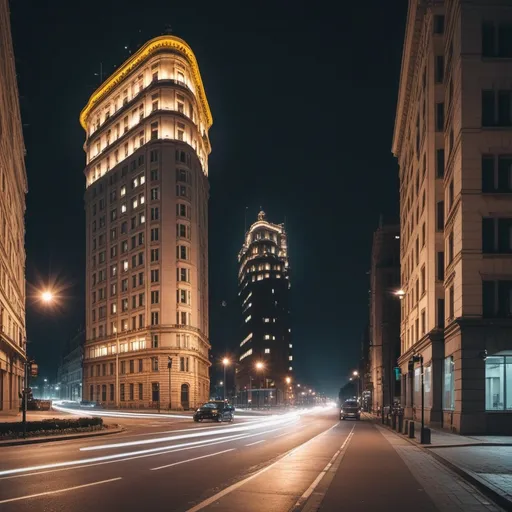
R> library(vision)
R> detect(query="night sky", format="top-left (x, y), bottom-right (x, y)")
top-left (10, 0), bottom-right (406, 396)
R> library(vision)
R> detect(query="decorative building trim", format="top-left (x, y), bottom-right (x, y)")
top-left (80, 35), bottom-right (213, 131)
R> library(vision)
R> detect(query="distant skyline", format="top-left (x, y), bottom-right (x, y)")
top-left (11, 0), bottom-right (406, 396)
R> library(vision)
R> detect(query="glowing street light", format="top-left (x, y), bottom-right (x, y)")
top-left (394, 289), bottom-right (405, 300)
top-left (255, 361), bottom-right (264, 370)
top-left (353, 370), bottom-right (359, 377)
top-left (41, 291), bottom-right (54, 303)
top-left (285, 376), bottom-right (291, 384)
top-left (222, 358), bottom-right (230, 401)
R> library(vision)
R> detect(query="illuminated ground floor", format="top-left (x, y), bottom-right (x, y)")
top-left (398, 319), bottom-right (512, 435)
top-left (83, 349), bottom-right (210, 410)
top-left (0, 335), bottom-right (24, 414)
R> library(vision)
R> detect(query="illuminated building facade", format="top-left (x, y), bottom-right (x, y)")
top-left (81, 35), bottom-right (212, 410)
top-left (0, 0), bottom-right (27, 414)
top-left (394, 0), bottom-right (512, 433)
top-left (236, 211), bottom-right (292, 403)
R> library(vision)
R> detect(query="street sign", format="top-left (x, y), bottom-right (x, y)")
top-left (394, 367), bottom-right (401, 381)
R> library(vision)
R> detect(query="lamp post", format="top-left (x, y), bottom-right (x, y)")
top-left (168, 356), bottom-right (173, 411)
top-left (255, 361), bottom-right (264, 408)
top-left (353, 370), bottom-right (360, 401)
top-left (113, 326), bottom-right (120, 408)
top-left (410, 354), bottom-right (427, 443)
top-left (222, 358), bottom-right (230, 401)
top-left (285, 376), bottom-right (291, 406)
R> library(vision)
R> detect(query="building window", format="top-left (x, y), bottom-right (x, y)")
top-left (482, 217), bottom-right (512, 253)
top-left (482, 90), bottom-right (512, 127)
top-left (120, 383), bottom-right (125, 401)
top-left (443, 356), bottom-right (454, 410)
top-left (436, 201), bottom-right (445, 231)
top-left (482, 22), bottom-right (512, 58)
top-left (151, 290), bottom-right (160, 304)
top-left (433, 15), bottom-right (444, 34)
top-left (151, 311), bottom-right (159, 325)
top-left (151, 269), bottom-right (159, 283)
top-left (421, 309), bottom-right (426, 335)
top-left (177, 245), bottom-right (189, 260)
top-left (421, 265), bottom-right (426, 295)
top-left (180, 357), bottom-right (189, 372)
top-left (448, 285), bottom-right (454, 320)
top-left (151, 357), bottom-right (159, 372)
top-left (129, 383), bottom-right (134, 401)
top-left (483, 155), bottom-right (512, 193)
top-left (485, 355), bottom-right (512, 411)
top-left (152, 334), bottom-right (159, 348)
top-left (435, 103), bottom-right (444, 131)
top-left (151, 122), bottom-right (158, 140)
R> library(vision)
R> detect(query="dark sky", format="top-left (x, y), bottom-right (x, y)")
top-left (10, 0), bottom-right (406, 396)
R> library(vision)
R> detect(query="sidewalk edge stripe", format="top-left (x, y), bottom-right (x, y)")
top-left (185, 421), bottom-right (339, 512)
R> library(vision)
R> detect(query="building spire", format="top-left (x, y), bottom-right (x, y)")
top-left (258, 209), bottom-right (266, 221)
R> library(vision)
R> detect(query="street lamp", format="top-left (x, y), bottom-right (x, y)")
top-left (168, 356), bottom-right (173, 411)
top-left (255, 361), bottom-right (265, 408)
top-left (222, 358), bottom-right (230, 401)
top-left (285, 376), bottom-right (291, 406)
top-left (41, 291), bottom-right (54, 303)
top-left (394, 289), bottom-right (405, 300)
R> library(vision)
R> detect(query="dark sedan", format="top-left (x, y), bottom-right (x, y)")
top-left (340, 399), bottom-right (361, 420)
top-left (193, 401), bottom-right (234, 422)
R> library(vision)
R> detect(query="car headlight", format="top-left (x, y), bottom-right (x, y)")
top-left (196, 409), bottom-right (200, 412)
top-left (212, 411), bottom-right (218, 415)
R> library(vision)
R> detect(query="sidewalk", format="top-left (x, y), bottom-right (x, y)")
top-left (0, 410), bottom-right (74, 423)
top-left (368, 413), bottom-right (512, 510)
top-left (313, 422), bottom-right (502, 512)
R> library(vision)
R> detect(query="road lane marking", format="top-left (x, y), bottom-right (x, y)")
top-left (245, 440), bottom-right (266, 446)
top-left (292, 425), bottom-right (355, 511)
top-left (150, 449), bottom-right (235, 471)
top-left (0, 477), bottom-right (122, 504)
top-left (0, 424), bottom-right (290, 479)
top-left (185, 421), bottom-right (340, 512)
top-left (79, 414), bottom-right (299, 452)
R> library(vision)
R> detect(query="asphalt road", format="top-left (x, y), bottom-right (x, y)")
top-left (0, 407), bottom-right (341, 511)
top-left (0, 408), bottom-right (502, 512)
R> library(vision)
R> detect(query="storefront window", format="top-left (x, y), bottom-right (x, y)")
top-left (424, 365), bottom-right (432, 408)
top-left (414, 368), bottom-right (421, 407)
top-left (485, 356), bottom-right (509, 411)
top-left (443, 356), bottom-right (454, 410)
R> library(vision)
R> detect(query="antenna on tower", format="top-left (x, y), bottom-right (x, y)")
top-left (93, 62), bottom-right (104, 84)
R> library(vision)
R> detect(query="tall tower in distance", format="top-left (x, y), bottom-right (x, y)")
top-left (236, 211), bottom-right (292, 405)
top-left (0, 0), bottom-right (28, 414)
top-left (80, 35), bottom-right (212, 410)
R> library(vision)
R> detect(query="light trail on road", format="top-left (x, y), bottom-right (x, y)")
top-left (79, 412), bottom-right (300, 452)
top-left (0, 423), bottom-right (293, 478)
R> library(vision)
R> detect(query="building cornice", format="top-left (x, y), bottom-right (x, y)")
top-left (80, 35), bottom-right (213, 131)
top-left (392, 0), bottom-right (426, 157)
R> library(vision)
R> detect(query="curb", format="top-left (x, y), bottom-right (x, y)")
top-left (0, 426), bottom-right (124, 447)
top-left (372, 418), bottom-right (512, 512)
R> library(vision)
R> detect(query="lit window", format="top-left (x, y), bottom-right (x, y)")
top-left (140, 175), bottom-right (145, 185)
top-left (240, 333), bottom-right (253, 347)
top-left (289, 344), bottom-right (293, 348)
top-left (240, 348), bottom-right (253, 361)
top-left (264, 335), bottom-right (270, 340)
top-left (289, 356), bottom-right (293, 361)
top-left (245, 315), bottom-right (252, 323)
top-left (276, 274), bottom-right (281, 279)
top-left (289, 366), bottom-right (293, 371)
top-left (121, 203), bottom-right (127, 213)
top-left (120, 186), bottom-right (126, 197)
top-left (265, 348), bottom-right (270, 354)
top-left (123, 260), bottom-right (128, 271)
top-left (132, 198), bottom-right (138, 209)
top-left (263, 318), bottom-right (270, 323)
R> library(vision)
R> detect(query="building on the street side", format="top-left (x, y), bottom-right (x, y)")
top-left (393, 0), bottom-right (512, 434)
top-left (80, 35), bottom-right (212, 410)
top-left (236, 211), bottom-right (292, 405)
top-left (0, 0), bottom-right (28, 415)
top-left (56, 329), bottom-right (84, 401)
top-left (368, 222), bottom-right (400, 414)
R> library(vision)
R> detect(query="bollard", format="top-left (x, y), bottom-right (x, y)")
top-left (403, 419), bottom-right (409, 435)
top-left (421, 427), bottom-right (431, 444)
top-left (408, 421), bottom-right (415, 439)
top-left (397, 414), bottom-right (403, 433)
top-left (391, 414), bottom-right (397, 430)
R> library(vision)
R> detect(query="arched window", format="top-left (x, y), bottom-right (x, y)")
top-left (181, 383), bottom-right (190, 410)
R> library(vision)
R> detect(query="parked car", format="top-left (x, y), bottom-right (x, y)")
top-left (340, 399), bottom-right (361, 420)
top-left (193, 401), bottom-right (234, 422)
